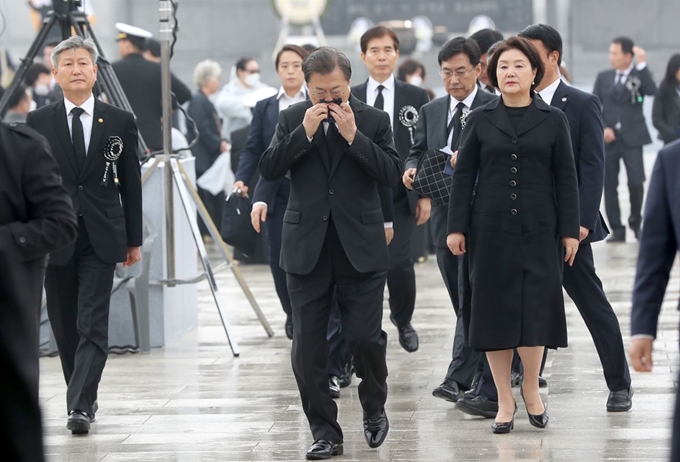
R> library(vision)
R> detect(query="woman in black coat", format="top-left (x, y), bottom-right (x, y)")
top-left (446, 37), bottom-right (580, 433)
top-left (652, 53), bottom-right (680, 145)
top-left (187, 60), bottom-right (228, 238)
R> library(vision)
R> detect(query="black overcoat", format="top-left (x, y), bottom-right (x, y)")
top-left (447, 96), bottom-right (580, 351)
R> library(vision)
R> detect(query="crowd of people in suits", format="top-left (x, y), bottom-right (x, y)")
top-left (3, 14), bottom-right (680, 462)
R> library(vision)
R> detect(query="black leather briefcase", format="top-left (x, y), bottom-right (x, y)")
top-left (220, 193), bottom-right (258, 257)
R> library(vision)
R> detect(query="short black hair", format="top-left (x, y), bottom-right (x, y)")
top-left (487, 36), bottom-right (545, 93)
top-left (468, 29), bottom-right (505, 54)
top-left (144, 38), bottom-right (161, 58)
top-left (24, 63), bottom-right (50, 87)
top-left (303, 47), bottom-right (351, 82)
top-left (438, 37), bottom-right (481, 67)
top-left (235, 57), bottom-right (256, 72)
top-left (275, 44), bottom-right (308, 70)
top-left (519, 24), bottom-right (563, 66)
top-left (397, 58), bottom-right (426, 81)
top-left (612, 36), bottom-right (635, 55)
top-left (360, 26), bottom-right (400, 54)
top-left (8, 84), bottom-right (29, 109)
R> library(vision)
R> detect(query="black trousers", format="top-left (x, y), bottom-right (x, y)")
top-left (265, 192), bottom-right (292, 316)
top-left (387, 209), bottom-right (417, 327)
top-left (327, 296), bottom-right (352, 377)
top-left (436, 247), bottom-right (481, 389)
top-left (604, 140), bottom-right (645, 233)
top-left (197, 187), bottom-right (225, 238)
top-left (673, 335), bottom-right (680, 462)
top-left (0, 257), bottom-right (45, 462)
top-left (287, 222), bottom-right (388, 443)
top-left (45, 219), bottom-right (116, 415)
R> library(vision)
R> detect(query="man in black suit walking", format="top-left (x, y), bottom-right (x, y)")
top-left (112, 23), bottom-right (191, 153)
top-left (403, 37), bottom-right (496, 402)
top-left (352, 26), bottom-right (430, 353)
top-left (26, 36), bottom-right (143, 435)
top-left (260, 47), bottom-right (401, 460)
top-left (629, 138), bottom-right (680, 461)
top-left (455, 25), bottom-right (634, 419)
top-left (0, 122), bottom-right (78, 462)
top-left (593, 36), bottom-right (657, 242)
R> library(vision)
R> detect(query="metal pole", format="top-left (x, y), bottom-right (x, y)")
top-left (159, 0), bottom-right (176, 284)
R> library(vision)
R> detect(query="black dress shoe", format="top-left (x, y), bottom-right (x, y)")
top-left (607, 387), bottom-right (633, 412)
top-left (520, 387), bottom-right (549, 428)
top-left (456, 393), bottom-right (498, 419)
top-left (363, 409), bottom-right (389, 448)
top-left (338, 363), bottom-right (353, 388)
top-left (67, 410), bottom-right (91, 434)
top-left (514, 373), bottom-right (548, 388)
top-left (491, 404), bottom-right (517, 434)
top-left (329, 376), bottom-right (340, 399)
top-left (390, 315), bottom-right (419, 352)
top-left (285, 315), bottom-right (294, 340)
top-left (606, 229), bottom-right (626, 243)
top-left (432, 379), bottom-right (464, 402)
top-left (306, 440), bottom-right (343, 460)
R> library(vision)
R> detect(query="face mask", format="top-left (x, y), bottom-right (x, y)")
top-left (319, 98), bottom-right (343, 123)
top-left (34, 83), bottom-right (50, 96)
top-left (244, 73), bottom-right (260, 87)
top-left (409, 75), bottom-right (423, 87)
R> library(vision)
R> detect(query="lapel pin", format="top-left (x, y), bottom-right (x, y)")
top-left (98, 118), bottom-right (104, 123)
top-left (562, 97), bottom-right (567, 102)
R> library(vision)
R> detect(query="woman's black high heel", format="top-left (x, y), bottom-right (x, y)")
top-left (520, 387), bottom-right (549, 428)
top-left (491, 403), bottom-right (517, 434)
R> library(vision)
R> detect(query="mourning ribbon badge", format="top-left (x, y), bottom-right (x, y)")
top-left (102, 136), bottom-right (123, 186)
top-left (625, 76), bottom-right (643, 104)
top-left (399, 105), bottom-right (419, 145)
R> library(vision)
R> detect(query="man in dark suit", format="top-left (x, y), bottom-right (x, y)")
top-left (629, 138), bottom-right (680, 460)
top-left (235, 45), bottom-right (309, 338)
top-left (468, 28), bottom-right (504, 95)
top-left (259, 47), bottom-right (401, 460)
top-left (26, 36), bottom-right (143, 435)
top-left (0, 122), bottom-right (78, 462)
top-left (593, 36), bottom-right (657, 242)
top-left (112, 23), bottom-right (191, 153)
top-left (352, 26), bottom-right (430, 353)
top-left (454, 25), bottom-right (634, 419)
top-left (403, 37), bottom-right (496, 402)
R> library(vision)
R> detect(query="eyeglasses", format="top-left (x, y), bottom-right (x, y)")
top-left (312, 89), bottom-right (345, 99)
top-left (439, 68), bottom-right (475, 80)
top-left (244, 69), bottom-right (260, 74)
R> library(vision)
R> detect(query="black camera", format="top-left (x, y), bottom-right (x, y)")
top-left (52, 0), bottom-right (82, 15)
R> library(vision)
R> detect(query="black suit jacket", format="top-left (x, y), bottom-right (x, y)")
top-left (259, 96), bottom-right (402, 275)
top-left (352, 79), bottom-right (430, 214)
top-left (112, 53), bottom-right (191, 152)
top-left (593, 66), bottom-right (657, 147)
top-left (0, 122), bottom-right (77, 462)
top-left (652, 86), bottom-right (680, 145)
top-left (631, 139), bottom-right (680, 337)
top-left (26, 99), bottom-right (143, 265)
top-left (186, 90), bottom-right (223, 176)
top-left (406, 89), bottom-right (497, 247)
top-left (551, 81), bottom-right (609, 243)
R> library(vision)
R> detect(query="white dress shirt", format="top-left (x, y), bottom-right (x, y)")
top-left (64, 94), bottom-right (95, 154)
top-left (538, 77), bottom-right (562, 105)
top-left (366, 75), bottom-right (396, 127)
top-left (278, 86), bottom-right (307, 112)
top-left (447, 85), bottom-right (478, 147)
top-left (615, 61), bottom-right (647, 85)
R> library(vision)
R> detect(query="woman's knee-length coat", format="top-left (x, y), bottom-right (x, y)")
top-left (447, 96), bottom-right (580, 351)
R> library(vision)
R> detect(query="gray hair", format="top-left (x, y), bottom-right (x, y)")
top-left (193, 60), bottom-right (222, 88)
top-left (303, 47), bottom-right (352, 83)
top-left (51, 36), bottom-right (99, 67)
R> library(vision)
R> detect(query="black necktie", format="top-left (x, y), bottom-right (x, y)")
top-left (449, 102), bottom-right (466, 150)
top-left (324, 122), bottom-right (339, 164)
top-left (374, 85), bottom-right (385, 111)
top-left (615, 72), bottom-right (625, 87)
top-left (70, 107), bottom-right (86, 171)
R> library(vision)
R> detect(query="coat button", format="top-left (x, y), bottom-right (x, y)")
top-left (78, 185), bottom-right (83, 190)
top-left (510, 180), bottom-right (517, 187)
top-left (511, 209), bottom-right (518, 215)
top-left (329, 189), bottom-right (334, 195)
top-left (511, 138), bottom-right (517, 144)
top-left (510, 193), bottom-right (517, 200)
top-left (323, 215), bottom-right (328, 221)
top-left (510, 167), bottom-right (518, 174)
top-left (18, 236), bottom-right (26, 244)
top-left (511, 154), bottom-right (518, 160)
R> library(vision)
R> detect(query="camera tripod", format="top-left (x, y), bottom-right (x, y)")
top-left (2, 0), bottom-right (273, 356)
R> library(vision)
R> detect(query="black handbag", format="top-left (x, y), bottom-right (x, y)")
top-left (220, 193), bottom-right (258, 257)
top-left (412, 149), bottom-right (452, 205)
